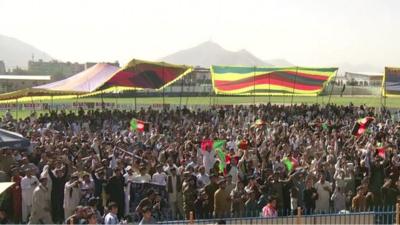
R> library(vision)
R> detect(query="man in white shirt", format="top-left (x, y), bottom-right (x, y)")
top-left (202, 147), bottom-right (215, 174)
top-left (64, 172), bottom-right (81, 219)
top-left (151, 165), bottom-right (167, 186)
top-left (166, 167), bottom-right (182, 219)
top-left (314, 173), bottom-right (332, 213)
top-left (196, 166), bottom-right (210, 188)
top-left (21, 169), bottom-right (38, 222)
top-left (133, 166), bottom-right (151, 183)
top-left (104, 202), bottom-right (119, 225)
top-left (124, 166), bottom-right (136, 215)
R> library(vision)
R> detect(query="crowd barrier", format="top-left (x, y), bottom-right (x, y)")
top-left (158, 205), bottom-right (399, 225)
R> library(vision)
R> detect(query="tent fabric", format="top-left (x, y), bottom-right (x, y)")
top-left (0, 182), bottom-right (14, 195)
top-left (0, 63), bottom-right (120, 101)
top-left (382, 67), bottom-right (400, 97)
top-left (34, 63), bottom-right (120, 92)
top-left (0, 128), bottom-right (30, 149)
top-left (211, 66), bottom-right (337, 96)
top-left (104, 59), bottom-right (193, 90)
top-left (0, 60), bottom-right (192, 101)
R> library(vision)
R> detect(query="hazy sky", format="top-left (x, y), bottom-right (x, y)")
top-left (1, 0), bottom-right (399, 69)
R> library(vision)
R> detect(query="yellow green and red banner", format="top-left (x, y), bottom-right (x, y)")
top-left (210, 66), bottom-right (337, 96)
top-left (382, 67), bottom-right (400, 97)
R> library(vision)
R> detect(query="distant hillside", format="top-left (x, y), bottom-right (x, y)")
top-left (264, 59), bottom-right (293, 67)
top-left (161, 41), bottom-right (271, 67)
top-left (0, 34), bottom-right (52, 70)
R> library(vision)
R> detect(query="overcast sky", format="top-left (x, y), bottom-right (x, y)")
top-left (1, 0), bottom-right (399, 69)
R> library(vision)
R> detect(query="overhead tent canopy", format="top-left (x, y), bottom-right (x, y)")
top-left (211, 66), bottom-right (338, 96)
top-left (0, 128), bottom-right (30, 149)
top-left (0, 60), bottom-right (193, 102)
top-left (0, 63), bottom-right (121, 101)
top-left (103, 59), bottom-right (193, 90)
top-left (0, 182), bottom-right (14, 195)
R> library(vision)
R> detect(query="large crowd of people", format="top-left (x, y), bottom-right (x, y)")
top-left (0, 103), bottom-right (399, 224)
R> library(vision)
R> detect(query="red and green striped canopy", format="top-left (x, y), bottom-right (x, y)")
top-left (211, 66), bottom-right (337, 96)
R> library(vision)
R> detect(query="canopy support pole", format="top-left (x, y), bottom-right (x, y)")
top-left (179, 75), bottom-right (184, 109)
top-left (268, 66), bottom-right (271, 103)
top-left (134, 89), bottom-right (137, 112)
top-left (101, 90), bottom-right (105, 111)
top-left (291, 67), bottom-right (298, 106)
top-left (384, 71), bottom-right (387, 108)
top-left (114, 87), bottom-right (119, 110)
top-left (15, 98), bottom-right (18, 121)
top-left (51, 95), bottom-right (54, 112)
top-left (162, 63), bottom-right (165, 111)
top-left (327, 70), bottom-right (338, 105)
top-left (30, 96), bottom-right (35, 113)
top-left (253, 65), bottom-right (256, 106)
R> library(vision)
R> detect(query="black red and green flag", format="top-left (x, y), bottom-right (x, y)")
top-left (105, 59), bottom-right (192, 90)
top-left (351, 116), bottom-right (374, 136)
top-left (251, 119), bottom-right (266, 128)
top-left (130, 118), bottom-right (149, 132)
top-left (376, 142), bottom-right (385, 159)
top-left (201, 139), bottom-right (228, 172)
top-left (211, 66), bottom-right (337, 96)
top-left (213, 140), bottom-right (227, 173)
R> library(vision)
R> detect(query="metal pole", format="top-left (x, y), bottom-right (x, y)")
top-left (328, 70), bottom-right (338, 105)
top-left (291, 67), bottom-right (298, 106)
top-left (101, 91), bottom-right (105, 111)
top-left (253, 65), bottom-right (256, 105)
top-left (15, 98), bottom-right (18, 120)
top-left (51, 95), bottom-right (54, 111)
top-left (134, 89), bottom-right (137, 111)
top-left (384, 68), bottom-right (387, 107)
top-left (162, 63), bottom-right (165, 110)
top-left (179, 74), bottom-right (184, 109)
top-left (268, 67), bottom-right (271, 103)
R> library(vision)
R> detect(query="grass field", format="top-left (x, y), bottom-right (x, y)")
top-left (1, 95), bottom-right (398, 119)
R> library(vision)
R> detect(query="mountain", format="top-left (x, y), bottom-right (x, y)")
top-left (264, 59), bottom-right (293, 67)
top-left (0, 34), bottom-right (52, 70)
top-left (161, 41), bottom-right (271, 67)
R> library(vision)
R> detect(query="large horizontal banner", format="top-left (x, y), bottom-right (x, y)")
top-left (105, 59), bottom-right (193, 90)
top-left (383, 67), bottom-right (400, 97)
top-left (211, 66), bottom-right (337, 96)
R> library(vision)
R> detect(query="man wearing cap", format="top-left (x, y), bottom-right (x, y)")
top-left (123, 165), bottom-right (135, 215)
top-left (214, 179), bottom-right (230, 218)
top-left (48, 164), bottom-right (68, 223)
top-left (133, 165), bottom-right (151, 183)
top-left (151, 164), bottom-right (167, 186)
top-left (166, 167), bottom-right (182, 219)
top-left (21, 168), bottom-right (38, 223)
top-left (106, 168), bottom-right (125, 219)
top-left (204, 174), bottom-right (219, 217)
top-left (28, 176), bottom-right (53, 224)
top-left (64, 172), bottom-right (82, 219)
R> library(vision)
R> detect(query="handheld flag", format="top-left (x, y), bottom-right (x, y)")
top-left (283, 157), bottom-right (294, 172)
top-left (252, 119), bottom-right (266, 128)
top-left (130, 118), bottom-right (148, 132)
top-left (201, 139), bottom-right (213, 152)
top-left (376, 142), bottom-right (385, 159)
top-left (351, 117), bottom-right (374, 136)
top-left (213, 140), bottom-right (227, 172)
top-left (283, 157), bottom-right (298, 172)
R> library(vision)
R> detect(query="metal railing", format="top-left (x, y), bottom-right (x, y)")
top-left (158, 205), bottom-right (399, 225)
